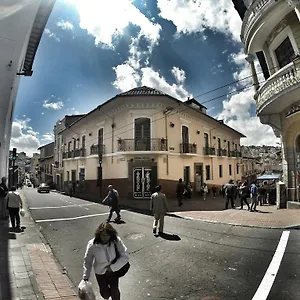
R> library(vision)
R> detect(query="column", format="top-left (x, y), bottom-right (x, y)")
top-left (287, 0), bottom-right (300, 21)
top-left (246, 54), bottom-right (260, 91)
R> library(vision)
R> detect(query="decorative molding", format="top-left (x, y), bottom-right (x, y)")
top-left (286, 103), bottom-right (300, 117)
top-left (266, 18), bottom-right (288, 46)
top-left (180, 117), bottom-right (191, 124)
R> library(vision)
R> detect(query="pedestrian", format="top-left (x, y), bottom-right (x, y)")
top-left (202, 183), bottom-right (208, 200)
top-left (212, 186), bottom-right (217, 198)
top-left (224, 179), bottom-right (236, 209)
top-left (250, 181), bottom-right (258, 212)
top-left (82, 222), bottom-right (129, 300)
top-left (150, 185), bottom-right (168, 236)
top-left (6, 186), bottom-right (23, 230)
top-left (103, 185), bottom-right (121, 222)
top-left (0, 176), bottom-right (9, 219)
top-left (257, 182), bottom-right (267, 206)
top-left (239, 182), bottom-right (250, 210)
top-left (176, 178), bottom-right (185, 206)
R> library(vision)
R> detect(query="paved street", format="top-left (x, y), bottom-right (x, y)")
top-left (22, 187), bottom-right (300, 300)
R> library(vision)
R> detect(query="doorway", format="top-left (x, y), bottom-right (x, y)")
top-left (194, 163), bottom-right (203, 193)
top-left (133, 167), bottom-right (152, 198)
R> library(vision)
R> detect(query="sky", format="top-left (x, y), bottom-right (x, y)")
top-left (11, 0), bottom-right (280, 156)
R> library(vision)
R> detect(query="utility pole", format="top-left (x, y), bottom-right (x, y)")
top-left (98, 144), bottom-right (103, 198)
top-left (12, 148), bottom-right (17, 186)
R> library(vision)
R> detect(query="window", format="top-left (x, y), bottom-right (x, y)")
top-left (227, 141), bottom-right (230, 153)
top-left (73, 139), bottom-right (76, 151)
top-left (135, 118), bottom-right (151, 150)
top-left (275, 37), bottom-right (295, 68)
top-left (81, 135), bottom-right (86, 149)
top-left (236, 164), bottom-right (239, 175)
top-left (229, 164), bottom-right (232, 176)
top-left (204, 133), bottom-right (209, 148)
top-left (182, 126), bottom-right (189, 153)
top-left (219, 165), bottom-right (223, 178)
top-left (205, 165), bottom-right (211, 181)
top-left (217, 138), bottom-right (221, 149)
top-left (79, 168), bottom-right (85, 181)
top-left (98, 128), bottom-right (104, 145)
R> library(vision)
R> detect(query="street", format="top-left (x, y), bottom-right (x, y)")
top-left (22, 187), bottom-right (300, 300)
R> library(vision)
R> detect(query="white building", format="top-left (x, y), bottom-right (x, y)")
top-left (233, 0), bottom-right (300, 200)
top-left (0, 0), bottom-right (56, 179)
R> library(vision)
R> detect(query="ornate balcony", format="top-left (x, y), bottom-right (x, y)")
top-left (255, 61), bottom-right (300, 114)
top-left (180, 143), bottom-right (197, 154)
top-left (203, 147), bottom-right (215, 156)
top-left (241, 0), bottom-right (278, 49)
top-left (118, 138), bottom-right (168, 152)
top-left (90, 144), bottom-right (105, 155)
top-left (221, 149), bottom-right (227, 156)
top-left (67, 151), bottom-right (74, 159)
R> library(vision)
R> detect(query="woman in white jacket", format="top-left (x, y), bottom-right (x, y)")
top-left (82, 223), bottom-right (129, 300)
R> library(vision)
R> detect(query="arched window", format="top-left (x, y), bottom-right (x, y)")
top-left (135, 118), bottom-right (151, 150)
top-left (296, 135), bottom-right (300, 153)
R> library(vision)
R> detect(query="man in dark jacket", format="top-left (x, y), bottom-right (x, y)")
top-left (224, 179), bottom-right (236, 209)
top-left (103, 185), bottom-right (121, 222)
top-left (176, 178), bottom-right (185, 206)
top-left (0, 177), bottom-right (9, 219)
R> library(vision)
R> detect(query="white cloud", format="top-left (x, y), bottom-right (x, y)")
top-left (10, 119), bottom-right (40, 156)
top-left (217, 50), bottom-right (279, 146)
top-left (66, 0), bottom-right (161, 48)
top-left (44, 28), bottom-right (60, 42)
top-left (41, 133), bottom-right (54, 142)
top-left (113, 64), bottom-right (141, 91)
top-left (43, 100), bottom-right (64, 110)
top-left (157, 0), bottom-right (242, 41)
top-left (57, 20), bottom-right (74, 30)
top-left (171, 67), bottom-right (186, 84)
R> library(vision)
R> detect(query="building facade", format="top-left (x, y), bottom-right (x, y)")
top-left (38, 142), bottom-right (54, 186)
top-left (53, 115), bottom-right (85, 191)
top-left (30, 153), bottom-right (40, 186)
top-left (0, 0), bottom-right (56, 180)
top-left (232, 0), bottom-right (300, 200)
top-left (59, 86), bottom-right (246, 200)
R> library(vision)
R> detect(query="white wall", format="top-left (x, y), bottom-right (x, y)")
top-left (0, 0), bottom-right (41, 179)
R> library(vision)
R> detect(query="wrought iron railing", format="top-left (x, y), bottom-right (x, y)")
top-left (68, 151), bottom-right (74, 158)
top-left (180, 143), bottom-right (197, 154)
top-left (221, 149), bottom-right (227, 156)
top-left (203, 147), bottom-right (215, 156)
top-left (118, 138), bottom-right (168, 152)
top-left (90, 144), bottom-right (105, 155)
top-left (217, 148), bottom-right (222, 156)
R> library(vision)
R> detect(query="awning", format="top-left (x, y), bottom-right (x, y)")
top-left (21, 0), bottom-right (56, 76)
top-left (256, 174), bottom-right (281, 181)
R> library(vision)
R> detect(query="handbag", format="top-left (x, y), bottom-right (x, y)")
top-left (111, 242), bottom-right (130, 278)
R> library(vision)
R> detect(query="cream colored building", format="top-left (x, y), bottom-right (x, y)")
top-left (30, 153), bottom-right (40, 186)
top-left (38, 142), bottom-right (54, 186)
top-left (59, 86), bottom-right (246, 199)
top-left (233, 0), bottom-right (300, 200)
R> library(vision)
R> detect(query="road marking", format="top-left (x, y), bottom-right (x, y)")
top-left (30, 203), bottom-right (96, 210)
top-left (252, 230), bottom-right (290, 300)
top-left (35, 212), bottom-right (109, 223)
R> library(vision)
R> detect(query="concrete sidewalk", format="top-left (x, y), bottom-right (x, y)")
top-left (0, 192), bottom-right (78, 300)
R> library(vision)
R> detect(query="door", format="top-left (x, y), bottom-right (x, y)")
top-left (184, 166), bottom-right (190, 184)
top-left (133, 167), bottom-right (152, 198)
top-left (182, 125), bottom-right (189, 153)
top-left (135, 118), bottom-right (151, 151)
top-left (195, 164), bottom-right (203, 192)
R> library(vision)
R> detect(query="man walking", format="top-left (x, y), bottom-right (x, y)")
top-left (0, 177), bottom-right (9, 219)
top-left (239, 182), bottom-right (250, 210)
top-left (250, 182), bottom-right (258, 212)
top-left (150, 185), bottom-right (168, 236)
top-left (176, 178), bottom-right (185, 206)
top-left (224, 179), bottom-right (236, 209)
top-left (103, 185), bottom-right (121, 222)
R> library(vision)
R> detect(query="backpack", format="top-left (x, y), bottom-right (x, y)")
top-left (226, 184), bottom-right (234, 197)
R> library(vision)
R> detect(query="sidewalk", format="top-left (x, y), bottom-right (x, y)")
top-left (0, 192), bottom-right (78, 300)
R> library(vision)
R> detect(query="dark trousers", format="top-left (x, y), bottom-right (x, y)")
top-left (177, 193), bottom-right (183, 206)
top-left (95, 272), bottom-right (120, 300)
top-left (225, 196), bottom-right (235, 209)
top-left (240, 196), bottom-right (250, 209)
top-left (8, 207), bottom-right (20, 228)
top-left (108, 206), bottom-right (121, 221)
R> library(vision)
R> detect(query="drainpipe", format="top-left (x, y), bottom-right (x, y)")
top-left (165, 113), bottom-right (169, 175)
top-left (210, 129), bottom-right (214, 181)
top-left (111, 118), bottom-right (115, 164)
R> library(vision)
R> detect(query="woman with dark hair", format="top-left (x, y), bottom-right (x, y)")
top-left (82, 223), bottom-right (129, 300)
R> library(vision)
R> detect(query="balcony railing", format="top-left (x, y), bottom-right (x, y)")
top-left (229, 151), bottom-right (242, 158)
top-left (256, 62), bottom-right (300, 113)
top-left (203, 147), bottom-right (215, 156)
top-left (241, 0), bottom-right (275, 43)
top-left (180, 143), bottom-right (197, 154)
top-left (118, 138), bottom-right (168, 152)
top-left (90, 144), bottom-right (105, 155)
top-left (221, 149), bottom-right (227, 156)
top-left (62, 152), bottom-right (68, 159)
top-left (68, 151), bottom-right (74, 158)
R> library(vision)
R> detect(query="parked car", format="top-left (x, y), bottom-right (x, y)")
top-left (37, 183), bottom-right (50, 193)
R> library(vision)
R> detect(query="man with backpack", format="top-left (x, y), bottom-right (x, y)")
top-left (224, 179), bottom-right (236, 209)
top-left (103, 185), bottom-right (121, 222)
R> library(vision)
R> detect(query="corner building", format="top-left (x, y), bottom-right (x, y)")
top-left (60, 86), bottom-right (245, 199)
top-left (233, 0), bottom-right (300, 200)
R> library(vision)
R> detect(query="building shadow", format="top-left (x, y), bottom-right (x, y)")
top-left (157, 232), bottom-right (181, 241)
top-left (0, 220), bottom-right (15, 300)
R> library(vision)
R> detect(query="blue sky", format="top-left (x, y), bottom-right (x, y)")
top-left (11, 0), bottom-right (279, 155)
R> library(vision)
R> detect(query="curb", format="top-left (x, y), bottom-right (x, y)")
top-left (20, 190), bottom-right (79, 298)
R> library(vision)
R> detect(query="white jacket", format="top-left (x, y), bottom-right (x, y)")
top-left (6, 191), bottom-right (22, 208)
top-left (83, 236), bottom-right (129, 280)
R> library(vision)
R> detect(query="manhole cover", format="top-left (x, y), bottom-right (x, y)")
top-left (127, 233), bottom-right (145, 240)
